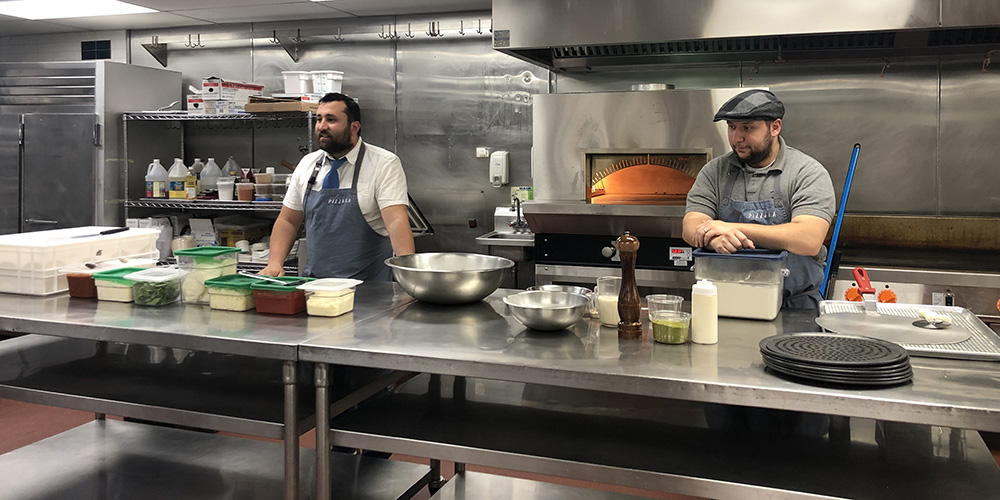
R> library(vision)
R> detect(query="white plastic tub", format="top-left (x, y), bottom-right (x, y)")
top-left (281, 71), bottom-right (312, 94)
top-left (298, 278), bottom-right (361, 317)
top-left (310, 70), bottom-right (343, 94)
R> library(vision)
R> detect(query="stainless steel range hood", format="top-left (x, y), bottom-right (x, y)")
top-left (492, 0), bottom-right (1000, 70)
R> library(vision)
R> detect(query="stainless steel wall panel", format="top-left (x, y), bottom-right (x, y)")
top-left (736, 60), bottom-right (941, 214)
top-left (396, 17), bottom-right (544, 255)
top-left (251, 17), bottom-right (397, 154)
top-left (941, 0), bottom-right (1000, 27)
top-left (939, 56), bottom-right (1000, 214)
top-left (531, 89), bottom-right (740, 202)
top-left (0, 114), bottom-right (19, 234)
top-left (494, 0), bottom-right (941, 48)
top-left (130, 24), bottom-right (255, 101)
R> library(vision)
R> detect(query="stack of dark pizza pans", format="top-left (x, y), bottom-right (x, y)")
top-left (759, 333), bottom-right (913, 387)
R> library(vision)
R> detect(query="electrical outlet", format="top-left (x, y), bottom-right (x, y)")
top-left (476, 147), bottom-right (490, 158)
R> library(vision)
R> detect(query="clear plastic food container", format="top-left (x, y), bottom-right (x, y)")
top-left (250, 276), bottom-right (316, 315)
top-left (693, 249), bottom-right (788, 320)
top-left (124, 267), bottom-right (186, 307)
top-left (204, 274), bottom-right (257, 311)
top-left (61, 258), bottom-right (157, 299)
top-left (92, 267), bottom-right (148, 303)
top-left (298, 278), bottom-right (362, 317)
top-left (173, 246), bottom-right (240, 304)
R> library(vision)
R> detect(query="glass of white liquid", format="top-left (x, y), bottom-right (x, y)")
top-left (595, 276), bottom-right (622, 327)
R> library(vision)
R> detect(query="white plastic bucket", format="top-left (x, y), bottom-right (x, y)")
top-left (310, 70), bottom-right (343, 94)
top-left (281, 71), bottom-right (313, 94)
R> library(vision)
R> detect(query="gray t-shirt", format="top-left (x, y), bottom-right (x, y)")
top-left (686, 136), bottom-right (835, 223)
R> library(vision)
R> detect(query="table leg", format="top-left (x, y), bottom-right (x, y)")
top-left (316, 363), bottom-right (330, 500)
top-left (283, 360), bottom-right (299, 500)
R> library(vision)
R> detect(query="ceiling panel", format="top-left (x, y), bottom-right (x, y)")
top-left (171, 3), bottom-right (351, 24)
top-left (316, 0), bottom-right (490, 17)
top-left (0, 0), bottom-right (489, 37)
top-left (46, 12), bottom-right (212, 31)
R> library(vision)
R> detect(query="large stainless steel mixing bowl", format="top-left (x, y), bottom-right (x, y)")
top-left (385, 253), bottom-right (514, 304)
top-left (503, 290), bottom-right (589, 331)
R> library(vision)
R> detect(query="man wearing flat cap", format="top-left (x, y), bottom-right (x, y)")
top-left (683, 89), bottom-right (835, 308)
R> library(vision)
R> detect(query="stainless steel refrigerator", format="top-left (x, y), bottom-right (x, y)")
top-left (0, 61), bottom-right (180, 234)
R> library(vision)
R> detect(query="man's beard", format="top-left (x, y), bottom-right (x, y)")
top-left (317, 127), bottom-right (352, 156)
top-left (736, 133), bottom-right (774, 167)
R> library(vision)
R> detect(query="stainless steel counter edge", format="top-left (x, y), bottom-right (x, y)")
top-left (299, 291), bottom-right (1000, 433)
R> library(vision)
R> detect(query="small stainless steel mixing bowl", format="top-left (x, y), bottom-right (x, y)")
top-left (503, 290), bottom-right (590, 331)
top-left (386, 253), bottom-right (514, 304)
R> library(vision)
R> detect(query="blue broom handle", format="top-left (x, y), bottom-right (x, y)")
top-left (820, 143), bottom-right (861, 298)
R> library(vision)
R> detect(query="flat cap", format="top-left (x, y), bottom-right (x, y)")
top-left (713, 89), bottom-right (784, 122)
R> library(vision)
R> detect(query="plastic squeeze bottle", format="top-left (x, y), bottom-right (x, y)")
top-left (167, 158), bottom-right (188, 199)
top-left (145, 159), bottom-right (168, 198)
top-left (691, 280), bottom-right (719, 344)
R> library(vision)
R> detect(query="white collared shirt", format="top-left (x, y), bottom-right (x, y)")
top-left (283, 138), bottom-right (409, 236)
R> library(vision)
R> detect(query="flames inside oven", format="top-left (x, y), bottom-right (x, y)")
top-left (587, 151), bottom-right (709, 205)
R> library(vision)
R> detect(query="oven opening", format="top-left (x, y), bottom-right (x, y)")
top-left (586, 150), bottom-right (710, 205)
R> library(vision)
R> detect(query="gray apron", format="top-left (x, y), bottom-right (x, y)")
top-left (719, 164), bottom-right (826, 309)
top-left (302, 143), bottom-right (394, 281)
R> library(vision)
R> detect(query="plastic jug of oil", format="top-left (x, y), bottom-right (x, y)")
top-left (167, 158), bottom-right (187, 199)
top-left (184, 167), bottom-right (199, 200)
top-left (145, 159), bottom-right (168, 199)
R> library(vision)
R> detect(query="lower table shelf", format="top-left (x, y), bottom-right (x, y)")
top-left (429, 471), bottom-right (650, 500)
top-left (0, 419), bottom-right (432, 500)
top-left (329, 375), bottom-right (1000, 500)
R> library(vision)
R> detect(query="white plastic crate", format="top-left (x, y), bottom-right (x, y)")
top-left (0, 227), bottom-right (160, 296)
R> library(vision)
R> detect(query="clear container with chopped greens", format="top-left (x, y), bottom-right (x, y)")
top-left (204, 274), bottom-right (257, 311)
top-left (124, 267), bottom-right (186, 307)
top-left (173, 246), bottom-right (239, 304)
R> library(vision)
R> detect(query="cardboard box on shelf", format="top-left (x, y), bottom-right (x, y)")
top-left (201, 76), bottom-right (264, 102)
top-left (187, 96), bottom-right (245, 114)
top-left (214, 215), bottom-right (271, 247)
top-left (244, 100), bottom-right (318, 113)
top-left (189, 218), bottom-right (218, 247)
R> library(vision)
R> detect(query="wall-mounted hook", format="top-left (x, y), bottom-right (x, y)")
top-left (459, 20), bottom-right (465, 36)
top-left (379, 25), bottom-right (389, 39)
top-left (477, 19), bottom-right (483, 35)
top-left (748, 61), bottom-right (762, 80)
top-left (391, 24), bottom-right (400, 39)
top-left (983, 49), bottom-right (997, 73)
top-left (333, 27), bottom-right (345, 42)
top-left (426, 21), bottom-right (443, 37)
top-left (405, 23), bottom-right (415, 38)
top-left (142, 36), bottom-right (168, 67)
top-left (880, 57), bottom-right (890, 78)
top-left (292, 29), bottom-right (305, 44)
top-left (185, 34), bottom-right (205, 48)
top-left (270, 30), bottom-right (280, 45)
top-left (490, 18), bottom-right (493, 33)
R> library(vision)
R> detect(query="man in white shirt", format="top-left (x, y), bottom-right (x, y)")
top-left (261, 93), bottom-right (414, 280)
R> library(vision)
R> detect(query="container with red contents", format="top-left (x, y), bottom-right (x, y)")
top-left (250, 276), bottom-right (315, 315)
top-left (61, 258), bottom-right (157, 298)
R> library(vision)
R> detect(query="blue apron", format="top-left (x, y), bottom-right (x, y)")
top-left (302, 143), bottom-right (394, 281)
top-left (718, 164), bottom-right (826, 309)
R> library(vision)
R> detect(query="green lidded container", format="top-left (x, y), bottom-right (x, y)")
top-left (250, 276), bottom-right (316, 315)
top-left (204, 274), bottom-right (259, 312)
top-left (92, 266), bottom-right (148, 302)
top-left (173, 246), bottom-right (240, 305)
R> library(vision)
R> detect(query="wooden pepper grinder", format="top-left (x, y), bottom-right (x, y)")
top-left (616, 231), bottom-right (642, 340)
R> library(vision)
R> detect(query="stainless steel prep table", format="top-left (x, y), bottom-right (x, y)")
top-left (300, 289), bottom-right (1000, 499)
top-left (0, 281), bottom-right (417, 500)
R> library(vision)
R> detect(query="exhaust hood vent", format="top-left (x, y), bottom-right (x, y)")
top-left (927, 27), bottom-right (1000, 46)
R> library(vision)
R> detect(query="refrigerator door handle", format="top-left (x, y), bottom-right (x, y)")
top-left (25, 219), bottom-right (59, 225)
